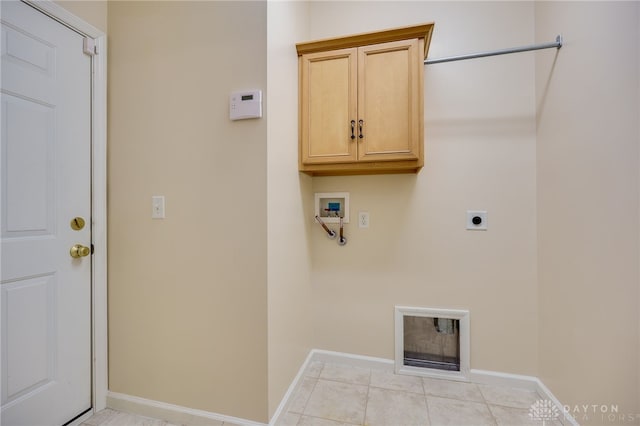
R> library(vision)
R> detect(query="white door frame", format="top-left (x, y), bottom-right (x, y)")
top-left (21, 0), bottom-right (108, 413)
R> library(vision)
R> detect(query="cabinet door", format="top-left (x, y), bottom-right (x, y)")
top-left (357, 39), bottom-right (422, 162)
top-left (300, 48), bottom-right (357, 164)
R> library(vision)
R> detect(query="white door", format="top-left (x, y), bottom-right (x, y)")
top-left (1, 1), bottom-right (92, 424)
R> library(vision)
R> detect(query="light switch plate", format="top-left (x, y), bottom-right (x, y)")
top-left (152, 196), bottom-right (165, 219)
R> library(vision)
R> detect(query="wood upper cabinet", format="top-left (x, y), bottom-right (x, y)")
top-left (297, 23), bottom-right (434, 176)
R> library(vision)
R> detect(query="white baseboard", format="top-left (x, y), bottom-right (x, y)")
top-left (107, 391), bottom-right (267, 426)
top-left (268, 351), bottom-right (314, 425)
top-left (468, 368), bottom-right (540, 390)
top-left (310, 349), bottom-right (395, 371)
top-left (535, 379), bottom-right (579, 426)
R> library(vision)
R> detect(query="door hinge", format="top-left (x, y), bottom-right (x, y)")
top-left (83, 37), bottom-right (98, 56)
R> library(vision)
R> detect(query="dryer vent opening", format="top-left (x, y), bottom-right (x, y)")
top-left (395, 306), bottom-right (469, 380)
top-left (403, 316), bottom-right (460, 371)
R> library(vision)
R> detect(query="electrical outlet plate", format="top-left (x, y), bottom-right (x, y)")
top-left (315, 192), bottom-right (349, 224)
top-left (358, 211), bottom-right (369, 228)
top-left (466, 210), bottom-right (487, 230)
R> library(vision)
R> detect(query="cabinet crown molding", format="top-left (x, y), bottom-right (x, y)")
top-left (296, 22), bottom-right (434, 59)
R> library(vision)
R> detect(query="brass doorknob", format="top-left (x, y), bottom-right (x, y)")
top-left (70, 244), bottom-right (90, 258)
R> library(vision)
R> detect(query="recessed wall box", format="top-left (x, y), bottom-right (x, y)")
top-left (230, 90), bottom-right (262, 120)
top-left (466, 210), bottom-right (487, 230)
top-left (315, 192), bottom-right (349, 224)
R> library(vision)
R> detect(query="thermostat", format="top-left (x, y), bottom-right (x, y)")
top-left (230, 90), bottom-right (262, 120)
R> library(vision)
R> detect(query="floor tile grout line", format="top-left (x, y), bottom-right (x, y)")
top-left (488, 401), bottom-right (541, 410)
top-left (363, 382), bottom-right (372, 426)
top-left (370, 370), bottom-right (426, 395)
top-left (421, 376), bottom-right (433, 426)
top-left (299, 376), bottom-right (318, 415)
top-left (422, 380), bottom-right (492, 405)
top-left (295, 362), bottom-right (324, 421)
top-left (424, 392), bottom-right (487, 404)
top-left (361, 368), bottom-right (373, 425)
top-left (295, 413), bottom-right (362, 426)
top-left (312, 376), bottom-right (371, 388)
top-left (477, 383), bottom-right (499, 426)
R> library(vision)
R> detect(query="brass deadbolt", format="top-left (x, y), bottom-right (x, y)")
top-left (70, 217), bottom-right (86, 231)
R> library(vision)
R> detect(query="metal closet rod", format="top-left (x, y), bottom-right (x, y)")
top-left (425, 35), bottom-right (562, 65)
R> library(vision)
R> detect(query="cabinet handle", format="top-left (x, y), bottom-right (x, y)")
top-left (358, 120), bottom-right (364, 139)
top-left (350, 120), bottom-right (356, 140)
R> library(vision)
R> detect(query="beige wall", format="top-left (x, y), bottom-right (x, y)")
top-left (306, 1), bottom-right (539, 376)
top-left (55, 0), bottom-right (107, 33)
top-left (266, 1), bottom-right (314, 418)
top-left (535, 1), bottom-right (640, 421)
top-left (107, 2), bottom-right (268, 422)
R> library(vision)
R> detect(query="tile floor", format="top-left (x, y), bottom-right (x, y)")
top-left (278, 361), bottom-right (564, 426)
top-left (82, 409), bottom-right (178, 426)
top-left (84, 361), bottom-right (566, 426)
top-left (82, 408), bottom-right (242, 426)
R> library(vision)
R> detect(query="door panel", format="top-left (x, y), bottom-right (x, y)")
top-left (3, 94), bottom-right (55, 237)
top-left (1, 2), bottom-right (92, 424)
top-left (358, 39), bottom-right (420, 161)
top-left (301, 48), bottom-right (357, 164)
top-left (4, 274), bottom-right (56, 401)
